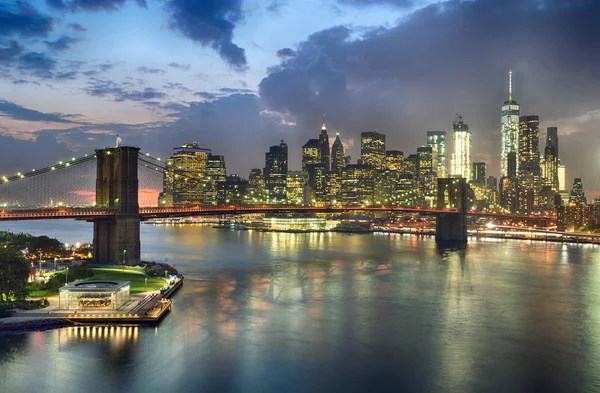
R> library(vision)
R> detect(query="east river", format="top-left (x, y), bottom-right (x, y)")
top-left (1, 220), bottom-right (600, 393)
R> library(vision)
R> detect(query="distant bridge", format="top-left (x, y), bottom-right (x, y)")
top-left (0, 145), bottom-right (555, 264)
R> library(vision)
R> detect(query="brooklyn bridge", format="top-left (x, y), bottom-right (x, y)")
top-left (0, 146), bottom-right (553, 264)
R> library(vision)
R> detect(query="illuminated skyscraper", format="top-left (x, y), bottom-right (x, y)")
top-left (302, 139), bottom-right (320, 171)
top-left (203, 154), bottom-right (226, 205)
top-left (569, 178), bottom-right (586, 205)
top-left (385, 150), bottom-right (404, 172)
top-left (501, 70), bottom-right (520, 178)
top-left (417, 146), bottom-right (437, 193)
top-left (159, 142), bottom-right (212, 206)
top-left (472, 162), bottom-right (486, 184)
top-left (360, 131), bottom-right (386, 169)
top-left (286, 171), bottom-right (308, 205)
top-left (318, 123), bottom-right (330, 171)
top-left (558, 164), bottom-right (566, 191)
top-left (264, 140), bottom-right (288, 204)
top-left (331, 133), bottom-right (345, 174)
top-left (544, 127), bottom-right (559, 191)
top-left (245, 168), bottom-right (265, 204)
top-left (518, 115), bottom-right (541, 213)
top-left (427, 131), bottom-right (447, 177)
top-left (450, 115), bottom-right (471, 180)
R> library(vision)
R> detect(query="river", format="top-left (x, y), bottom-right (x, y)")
top-left (1, 220), bottom-right (600, 393)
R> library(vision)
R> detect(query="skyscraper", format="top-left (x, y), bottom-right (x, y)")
top-left (417, 146), bottom-right (437, 192)
top-left (318, 123), bottom-right (330, 171)
top-left (544, 127), bottom-right (559, 191)
top-left (245, 168), bottom-right (265, 204)
top-left (518, 115), bottom-right (541, 213)
top-left (331, 133), bottom-right (345, 174)
top-left (501, 70), bottom-right (520, 178)
top-left (450, 115), bottom-right (472, 180)
top-left (385, 150), bottom-right (404, 172)
top-left (264, 140), bottom-right (288, 204)
top-left (472, 162), bottom-right (486, 184)
top-left (302, 139), bottom-right (320, 171)
top-left (361, 131), bottom-right (386, 169)
top-left (569, 178), bottom-right (586, 205)
top-left (558, 164), bottom-right (566, 191)
top-left (426, 131), bottom-right (447, 178)
top-left (203, 154), bottom-right (226, 205)
top-left (159, 142), bottom-right (212, 206)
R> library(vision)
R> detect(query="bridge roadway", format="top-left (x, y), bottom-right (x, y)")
top-left (0, 205), bottom-right (555, 221)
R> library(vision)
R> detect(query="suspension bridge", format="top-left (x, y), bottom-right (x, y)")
top-left (0, 146), bottom-right (554, 264)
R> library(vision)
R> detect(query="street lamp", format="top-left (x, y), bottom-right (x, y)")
top-left (122, 249), bottom-right (126, 270)
top-left (65, 267), bottom-right (69, 285)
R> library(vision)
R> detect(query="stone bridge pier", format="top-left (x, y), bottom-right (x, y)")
top-left (92, 146), bottom-right (141, 265)
top-left (435, 178), bottom-right (468, 245)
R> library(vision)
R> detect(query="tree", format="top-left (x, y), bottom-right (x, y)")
top-left (0, 248), bottom-right (30, 301)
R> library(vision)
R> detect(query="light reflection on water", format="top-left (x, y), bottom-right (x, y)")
top-left (1, 221), bottom-right (600, 392)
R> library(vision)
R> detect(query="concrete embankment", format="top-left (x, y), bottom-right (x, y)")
top-left (0, 318), bottom-right (75, 333)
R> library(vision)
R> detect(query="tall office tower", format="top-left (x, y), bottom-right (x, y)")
top-left (507, 152), bottom-right (517, 178)
top-left (543, 127), bottom-right (559, 190)
top-left (203, 154), bottom-right (226, 205)
top-left (403, 154), bottom-right (418, 179)
top-left (427, 131), bottom-right (447, 177)
top-left (361, 131), bottom-right (386, 169)
top-left (385, 150), bottom-right (404, 172)
top-left (331, 133), bottom-right (345, 174)
top-left (286, 171), bottom-right (309, 205)
top-left (472, 162), bottom-right (486, 184)
top-left (417, 146), bottom-right (437, 192)
top-left (558, 164), bottom-right (566, 191)
top-left (450, 115), bottom-right (472, 180)
top-left (160, 142), bottom-right (212, 206)
top-left (217, 174), bottom-right (247, 205)
top-left (518, 115), bottom-right (541, 212)
top-left (318, 123), bottom-right (330, 171)
top-left (306, 163), bottom-right (328, 204)
top-left (264, 140), bottom-right (288, 204)
top-left (340, 164), bottom-right (374, 206)
top-left (245, 168), bottom-right (265, 204)
top-left (501, 70), bottom-right (520, 178)
top-left (302, 139), bottom-right (320, 171)
top-left (569, 178), bottom-right (587, 205)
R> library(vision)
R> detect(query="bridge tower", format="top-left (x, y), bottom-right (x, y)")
top-left (435, 177), bottom-right (468, 244)
top-left (92, 146), bottom-right (141, 265)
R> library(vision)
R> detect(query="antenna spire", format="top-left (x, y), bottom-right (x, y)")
top-left (508, 69), bottom-right (513, 101)
top-left (321, 113), bottom-right (326, 131)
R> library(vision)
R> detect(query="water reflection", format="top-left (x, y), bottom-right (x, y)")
top-left (1, 225), bottom-right (600, 392)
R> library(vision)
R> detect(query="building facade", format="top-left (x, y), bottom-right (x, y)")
top-left (264, 141), bottom-right (288, 204)
top-left (426, 131), bottom-right (447, 178)
top-left (501, 70), bottom-right (520, 178)
top-left (360, 131), bottom-right (386, 169)
top-left (450, 115), bottom-right (472, 180)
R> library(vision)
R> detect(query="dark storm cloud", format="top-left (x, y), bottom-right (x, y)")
top-left (167, 62), bottom-right (191, 71)
top-left (45, 35), bottom-right (80, 51)
top-left (46, 0), bottom-right (147, 12)
top-left (67, 23), bottom-right (88, 32)
top-left (259, 0), bottom-right (600, 189)
top-left (136, 66), bottom-right (166, 75)
top-left (0, 100), bottom-right (81, 123)
top-left (275, 48), bottom-right (295, 58)
top-left (0, 1), bottom-right (54, 38)
top-left (84, 78), bottom-right (168, 102)
top-left (164, 0), bottom-right (247, 70)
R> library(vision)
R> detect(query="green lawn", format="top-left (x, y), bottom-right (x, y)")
top-left (88, 268), bottom-right (165, 293)
top-left (27, 267), bottom-right (166, 298)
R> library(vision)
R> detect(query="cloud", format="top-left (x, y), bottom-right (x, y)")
top-left (67, 23), bottom-right (87, 32)
top-left (0, 1), bottom-right (54, 38)
top-left (167, 62), bottom-right (191, 70)
top-left (194, 91), bottom-right (217, 100)
top-left (136, 66), bottom-right (166, 75)
top-left (18, 52), bottom-right (57, 78)
top-left (46, 0), bottom-right (147, 12)
top-left (0, 134), bottom-right (73, 176)
top-left (84, 78), bottom-right (168, 102)
top-left (276, 48), bottom-right (295, 58)
top-left (0, 100), bottom-right (82, 123)
top-left (0, 40), bottom-right (23, 61)
top-left (336, 0), bottom-right (412, 7)
top-left (45, 35), bottom-right (80, 51)
top-left (164, 0), bottom-right (247, 70)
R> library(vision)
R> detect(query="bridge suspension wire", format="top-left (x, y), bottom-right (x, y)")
top-left (138, 153), bottom-right (164, 206)
top-left (0, 154), bottom-right (97, 208)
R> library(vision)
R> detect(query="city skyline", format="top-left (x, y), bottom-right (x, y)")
top-left (2, 0), bottom-right (600, 196)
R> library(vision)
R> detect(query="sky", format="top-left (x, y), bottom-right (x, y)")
top-left (2, 0), bottom-right (600, 195)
